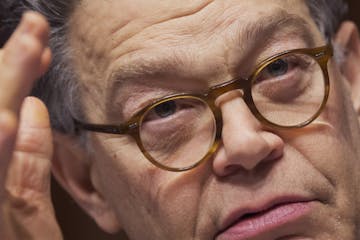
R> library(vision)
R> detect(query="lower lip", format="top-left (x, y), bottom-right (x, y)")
top-left (217, 201), bottom-right (314, 240)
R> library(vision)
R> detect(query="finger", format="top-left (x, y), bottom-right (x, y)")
top-left (3, 97), bottom-right (62, 240)
top-left (0, 109), bottom-right (18, 239)
top-left (0, 11), bottom-right (51, 113)
top-left (39, 47), bottom-right (52, 77)
top-left (4, 11), bottom-right (50, 49)
top-left (6, 97), bottom-right (53, 195)
top-left (0, 111), bottom-right (18, 197)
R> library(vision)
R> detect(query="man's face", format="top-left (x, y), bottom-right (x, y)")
top-left (66, 0), bottom-right (360, 239)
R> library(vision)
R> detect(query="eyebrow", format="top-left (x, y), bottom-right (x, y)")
top-left (240, 10), bottom-right (315, 50)
top-left (108, 10), bottom-right (317, 88)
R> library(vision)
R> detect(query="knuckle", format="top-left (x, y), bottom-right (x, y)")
top-left (5, 185), bottom-right (33, 208)
top-left (4, 185), bottom-right (44, 214)
top-left (16, 128), bottom-right (53, 157)
top-left (7, 151), bottom-right (51, 192)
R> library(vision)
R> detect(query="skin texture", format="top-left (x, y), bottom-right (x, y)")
top-left (1, 0), bottom-right (360, 239)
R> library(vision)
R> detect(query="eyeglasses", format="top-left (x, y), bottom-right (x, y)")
top-left (74, 45), bottom-right (333, 172)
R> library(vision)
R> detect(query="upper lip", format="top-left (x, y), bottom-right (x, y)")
top-left (217, 195), bottom-right (316, 235)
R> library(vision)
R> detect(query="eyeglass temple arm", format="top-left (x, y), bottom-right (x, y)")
top-left (73, 118), bottom-right (133, 135)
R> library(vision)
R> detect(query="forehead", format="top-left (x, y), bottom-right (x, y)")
top-left (68, 0), bottom-right (322, 119)
top-left (74, 0), bottom-right (307, 47)
top-left (70, 0), bottom-right (319, 75)
top-left (71, 0), bottom-right (314, 53)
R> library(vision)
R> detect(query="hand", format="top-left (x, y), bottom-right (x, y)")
top-left (0, 11), bottom-right (63, 239)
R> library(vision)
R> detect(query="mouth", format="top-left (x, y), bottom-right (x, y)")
top-left (216, 196), bottom-right (317, 240)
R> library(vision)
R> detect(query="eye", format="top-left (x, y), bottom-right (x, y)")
top-left (153, 100), bottom-right (177, 118)
top-left (266, 59), bottom-right (289, 77)
top-left (254, 56), bottom-right (300, 84)
top-left (142, 97), bottom-right (205, 125)
top-left (252, 53), bottom-right (316, 103)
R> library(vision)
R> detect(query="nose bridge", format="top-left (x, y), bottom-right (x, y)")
top-left (208, 75), bottom-right (286, 174)
top-left (208, 77), bottom-right (249, 100)
top-left (207, 77), bottom-right (253, 136)
top-left (212, 93), bottom-right (280, 174)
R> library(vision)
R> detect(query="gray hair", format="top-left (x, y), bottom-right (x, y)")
top-left (306, 0), bottom-right (349, 40)
top-left (1, 0), bottom-right (80, 134)
top-left (0, 0), bottom-right (349, 135)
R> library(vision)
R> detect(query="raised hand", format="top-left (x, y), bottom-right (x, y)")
top-left (0, 11), bottom-right (63, 239)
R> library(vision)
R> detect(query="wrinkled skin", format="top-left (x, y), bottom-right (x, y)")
top-left (1, 0), bottom-right (360, 239)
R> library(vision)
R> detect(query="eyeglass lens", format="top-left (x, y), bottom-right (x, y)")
top-left (252, 53), bottom-right (325, 127)
top-left (139, 97), bottom-right (217, 169)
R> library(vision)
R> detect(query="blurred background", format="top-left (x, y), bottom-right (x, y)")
top-left (0, 0), bottom-right (359, 240)
top-left (346, 0), bottom-right (360, 28)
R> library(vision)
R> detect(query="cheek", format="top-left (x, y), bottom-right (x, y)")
top-left (285, 63), bottom-right (360, 223)
top-left (323, 61), bottom-right (360, 149)
top-left (90, 135), bottom-right (207, 238)
top-left (286, 124), bottom-right (360, 234)
top-left (287, 125), bottom-right (358, 188)
top-left (311, 62), bottom-right (360, 178)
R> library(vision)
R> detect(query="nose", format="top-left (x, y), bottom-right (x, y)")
top-left (212, 92), bottom-right (284, 177)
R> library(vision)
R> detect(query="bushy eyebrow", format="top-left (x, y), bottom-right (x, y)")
top-left (240, 10), bottom-right (315, 49)
top-left (108, 10), bottom-right (316, 87)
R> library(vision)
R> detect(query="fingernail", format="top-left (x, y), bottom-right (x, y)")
top-left (20, 97), bottom-right (50, 129)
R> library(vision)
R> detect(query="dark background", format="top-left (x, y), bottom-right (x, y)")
top-left (0, 1), bottom-right (359, 240)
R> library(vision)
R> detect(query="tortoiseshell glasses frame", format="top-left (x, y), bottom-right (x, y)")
top-left (74, 44), bottom-right (333, 172)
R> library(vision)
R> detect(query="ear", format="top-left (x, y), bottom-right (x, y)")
top-left (334, 21), bottom-right (360, 112)
top-left (51, 131), bottom-right (121, 234)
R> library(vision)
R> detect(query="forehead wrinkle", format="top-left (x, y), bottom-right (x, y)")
top-left (108, 49), bottom-right (204, 90)
top-left (108, 10), bottom-right (316, 87)
top-left (223, 9), bottom-right (318, 77)
top-left (109, 0), bottom-right (215, 52)
top-left (229, 9), bottom-right (316, 65)
top-left (112, 56), bottom-right (183, 83)
top-left (69, 0), bottom-right (216, 87)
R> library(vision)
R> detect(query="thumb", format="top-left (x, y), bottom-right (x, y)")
top-left (3, 97), bottom-right (62, 240)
